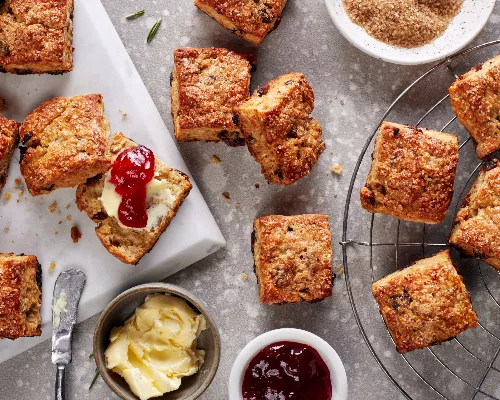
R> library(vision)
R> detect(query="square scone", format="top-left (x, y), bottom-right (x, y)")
top-left (0, 253), bottom-right (42, 339)
top-left (450, 159), bottom-right (500, 271)
top-left (76, 133), bottom-right (192, 265)
top-left (235, 72), bottom-right (325, 185)
top-left (0, 0), bottom-right (74, 74)
top-left (372, 250), bottom-right (478, 353)
top-left (171, 47), bottom-right (252, 146)
top-left (449, 55), bottom-right (500, 158)
top-left (252, 214), bottom-right (333, 304)
top-left (194, 0), bottom-right (287, 45)
top-left (0, 113), bottom-right (19, 190)
top-left (19, 94), bottom-right (112, 196)
top-left (360, 122), bottom-right (458, 224)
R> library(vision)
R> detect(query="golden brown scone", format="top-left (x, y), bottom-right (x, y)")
top-left (0, 113), bottom-right (19, 190)
top-left (450, 159), bottom-right (500, 271)
top-left (194, 0), bottom-right (287, 45)
top-left (171, 47), bottom-right (252, 146)
top-left (235, 72), bottom-right (325, 185)
top-left (252, 214), bottom-right (332, 304)
top-left (449, 55), bottom-right (500, 159)
top-left (19, 94), bottom-right (111, 196)
top-left (76, 133), bottom-right (192, 265)
top-left (0, 253), bottom-right (42, 339)
top-left (0, 0), bottom-right (74, 74)
top-left (360, 122), bottom-right (458, 224)
top-left (372, 250), bottom-right (478, 354)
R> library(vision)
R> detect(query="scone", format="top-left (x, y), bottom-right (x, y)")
top-left (19, 94), bottom-right (111, 196)
top-left (0, 0), bottom-right (74, 74)
top-left (235, 73), bottom-right (325, 185)
top-left (0, 253), bottom-right (42, 339)
top-left (449, 55), bottom-right (500, 158)
top-left (171, 47), bottom-right (252, 146)
top-left (0, 113), bottom-right (19, 189)
top-left (372, 250), bottom-right (478, 353)
top-left (194, 0), bottom-right (287, 45)
top-left (450, 159), bottom-right (500, 271)
top-left (76, 133), bottom-right (193, 265)
top-left (252, 214), bottom-right (332, 304)
top-left (360, 122), bottom-right (458, 224)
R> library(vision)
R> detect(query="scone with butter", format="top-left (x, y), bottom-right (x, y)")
top-left (76, 133), bottom-right (192, 265)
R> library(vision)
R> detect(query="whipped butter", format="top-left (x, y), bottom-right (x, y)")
top-left (104, 294), bottom-right (206, 400)
top-left (52, 291), bottom-right (67, 328)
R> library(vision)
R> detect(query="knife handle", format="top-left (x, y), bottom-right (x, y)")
top-left (55, 364), bottom-right (65, 400)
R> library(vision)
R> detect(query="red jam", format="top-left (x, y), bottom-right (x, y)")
top-left (109, 145), bottom-right (155, 228)
top-left (242, 341), bottom-right (332, 400)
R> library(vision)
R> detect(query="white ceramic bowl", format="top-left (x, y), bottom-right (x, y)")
top-left (228, 328), bottom-right (348, 400)
top-left (325, 0), bottom-right (496, 65)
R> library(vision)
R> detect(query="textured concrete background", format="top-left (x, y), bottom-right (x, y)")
top-left (1, 1), bottom-right (500, 399)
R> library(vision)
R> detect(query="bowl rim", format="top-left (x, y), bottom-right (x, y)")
top-left (228, 328), bottom-right (348, 400)
top-left (93, 282), bottom-right (221, 400)
top-left (324, 0), bottom-right (496, 65)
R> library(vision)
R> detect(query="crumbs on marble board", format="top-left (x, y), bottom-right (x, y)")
top-left (331, 163), bottom-right (343, 175)
top-left (336, 264), bottom-right (344, 278)
top-left (71, 226), bottom-right (82, 243)
top-left (49, 262), bottom-right (56, 273)
top-left (222, 192), bottom-right (230, 203)
top-left (3, 192), bottom-right (11, 202)
top-left (240, 273), bottom-right (249, 280)
top-left (49, 201), bottom-right (57, 213)
top-left (3, 226), bottom-right (9, 233)
top-left (66, 215), bottom-right (72, 221)
top-left (210, 155), bottom-right (222, 164)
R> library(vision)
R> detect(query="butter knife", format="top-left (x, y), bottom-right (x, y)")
top-left (51, 269), bottom-right (86, 400)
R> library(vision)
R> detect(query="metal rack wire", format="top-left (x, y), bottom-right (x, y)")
top-left (341, 41), bottom-right (500, 400)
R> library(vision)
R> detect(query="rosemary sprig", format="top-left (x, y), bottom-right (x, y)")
top-left (89, 367), bottom-right (100, 390)
top-left (147, 18), bottom-right (162, 44)
top-left (126, 10), bottom-right (145, 20)
top-left (88, 353), bottom-right (94, 359)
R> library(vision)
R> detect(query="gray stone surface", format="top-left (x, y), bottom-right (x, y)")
top-left (1, 1), bottom-right (500, 399)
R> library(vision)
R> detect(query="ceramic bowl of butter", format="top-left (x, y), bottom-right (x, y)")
top-left (93, 283), bottom-right (221, 400)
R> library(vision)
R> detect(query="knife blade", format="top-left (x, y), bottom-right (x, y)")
top-left (51, 269), bottom-right (86, 400)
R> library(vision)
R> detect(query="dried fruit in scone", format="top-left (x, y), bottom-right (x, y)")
top-left (450, 159), bottom-right (500, 271)
top-left (0, 113), bottom-right (19, 190)
top-left (360, 122), bottom-right (458, 224)
top-left (449, 55), bottom-right (500, 159)
top-left (76, 133), bottom-right (192, 265)
top-left (19, 94), bottom-right (112, 196)
top-left (0, 0), bottom-right (74, 74)
top-left (252, 214), bottom-right (333, 304)
top-left (235, 72), bottom-right (325, 185)
top-left (372, 250), bottom-right (478, 353)
top-left (194, 0), bottom-right (287, 45)
top-left (0, 253), bottom-right (42, 339)
top-left (171, 47), bottom-right (252, 146)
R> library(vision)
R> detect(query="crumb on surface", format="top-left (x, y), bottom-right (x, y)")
top-left (3, 226), bottom-right (9, 233)
top-left (54, 232), bottom-right (58, 235)
top-left (210, 155), bottom-right (222, 164)
top-left (222, 192), bottom-right (230, 203)
top-left (122, 113), bottom-right (128, 118)
top-left (49, 262), bottom-right (56, 273)
top-left (255, 184), bottom-right (260, 189)
top-left (49, 201), bottom-right (57, 213)
top-left (66, 215), bottom-right (72, 221)
top-left (66, 204), bottom-right (71, 209)
top-left (331, 163), bottom-right (343, 175)
top-left (340, 99), bottom-right (345, 105)
top-left (58, 221), bottom-right (62, 224)
top-left (71, 226), bottom-right (82, 243)
top-left (236, 203), bottom-right (241, 207)
top-left (14, 178), bottom-right (22, 186)
top-left (337, 264), bottom-right (344, 278)
top-left (3, 192), bottom-right (11, 202)
top-left (241, 273), bottom-right (249, 280)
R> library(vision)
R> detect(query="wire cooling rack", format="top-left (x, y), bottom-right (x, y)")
top-left (341, 41), bottom-right (500, 400)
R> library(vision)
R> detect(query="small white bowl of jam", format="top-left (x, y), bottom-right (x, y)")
top-left (228, 328), bottom-right (348, 400)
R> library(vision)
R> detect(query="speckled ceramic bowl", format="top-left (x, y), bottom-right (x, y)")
top-left (93, 283), bottom-right (220, 400)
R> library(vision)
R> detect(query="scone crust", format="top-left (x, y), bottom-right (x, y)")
top-left (76, 133), bottom-right (193, 265)
top-left (252, 214), bottom-right (332, 304)
top-left (450, 159), bottom-right (500, 271)
top-left (236, 72), bottom-right (325, 185)
top-left (171, 47), bottom-right (252, 146)
top-left (0, 113), bottom-right (20, 189)
top-left (19, 94), bottom-right (111, 196)
top-left (372, 250), bottom-right (478, 353)
top-left (449, 55), bottom-right (500, 159)
top-left (0, 253), bottom-right (42, 339)
top-left (194, 0), bottom-right (287, 45)
top-left (360, 122), bottom-right (458, 224)
top-left (0, 0), bottom-right (74, 74)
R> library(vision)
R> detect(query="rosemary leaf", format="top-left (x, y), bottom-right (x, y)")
top-left (88, 353), bottom-right (94, 359)
top-left (89, 367), bottom-right (100, 390)
top-left (147, 18), bottom-right (162, 44)
top-left (126, 10), bottom-right (145, 20)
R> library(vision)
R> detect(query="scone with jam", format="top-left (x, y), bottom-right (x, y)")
top-left (450, 159), bottom-right (500, 271)
top-left (372, 250), bottom-right (478, 353)
top-left (449, 55), bottom-right (500, 158)
top-left (19, 94), bottom-right (111, 196)
top-left (360, 122), bottom-right (458, 224)
top-left (252, 214), bottom-right (332, 304)
top-left (171, 47), bottom-right (253, 146)
top-left (0, 113), bottom-right (19, 190)
top-left (0, 253), bottom-right (42, 339)
top-left (76, 133), bottom-right (192, 265)
top-left (0, 0), bottom-right (74, 74)
top-left (194, 0), bottom-right (287, 45)
top-left (235, 72), bottom-right (325, 185)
